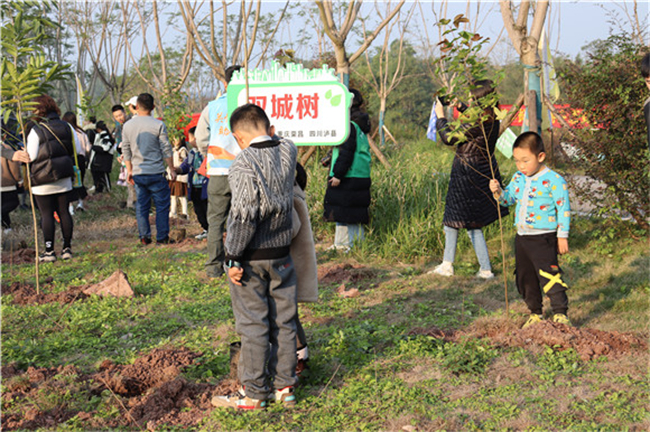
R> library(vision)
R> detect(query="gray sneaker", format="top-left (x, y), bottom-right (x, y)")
top-left (61, 248), bottom-right (73, 260)
top-left (39, 251), bottom-right (57, 263)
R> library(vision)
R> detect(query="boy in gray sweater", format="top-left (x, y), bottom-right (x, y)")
top-left (212, 104), bottom-right (298, 410)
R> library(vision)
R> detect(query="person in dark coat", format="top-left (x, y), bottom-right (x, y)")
top-left (88, 121), bottom-right (115, 193)
top-left (429, 79), bottom-right (509, 279)
top-left (323, 88), bottom-right (372, 251)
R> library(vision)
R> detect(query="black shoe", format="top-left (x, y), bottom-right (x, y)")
top-left (156, 237), bottom-right (175, 245)
top-left (140, 237), bottom-right (152, 245)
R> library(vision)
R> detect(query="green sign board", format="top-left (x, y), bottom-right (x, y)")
top-left (227, 62), bottom-right (352, 146)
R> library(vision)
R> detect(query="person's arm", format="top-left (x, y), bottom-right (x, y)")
top-left (195, 105), bottom-right (210, 157)
top-left (554, 176), bottom-right (571, 254)
top-left (121, 125), bottom-right (133, 182)
top-left (224, 164), bottom-right (259, 284)
top-left (1, 146), bottom-right (30, 163)
top-left (159, 123), bottom-right (176, 181)
top-left (330, 123), bottom-right (357, 185)
top-left (644, 99), bottom-right (650, 147)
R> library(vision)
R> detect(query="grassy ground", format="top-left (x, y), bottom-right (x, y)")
top-left (2, 139), bottom-right (648, 431)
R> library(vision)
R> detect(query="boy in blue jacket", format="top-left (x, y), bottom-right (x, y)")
top-left (490, 131), bottom-right (572, 328)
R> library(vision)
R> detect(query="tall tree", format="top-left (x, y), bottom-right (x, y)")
top-left (177, 0), bottom-right (289, 87)
top-left (499, 0), bottom-right (549, 134)
top-left (355, 2), bottom-right (416, 145)
top-left (315, 0), bottom-right (406, 86)
top-left (120, 0), bottom-right (193, 99)
top-left (64, 0), bottom-right (137, 108)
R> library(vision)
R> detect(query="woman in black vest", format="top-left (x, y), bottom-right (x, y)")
top-left (26, 95), bottom-right (76, 262)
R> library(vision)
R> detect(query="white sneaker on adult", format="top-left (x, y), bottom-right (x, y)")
top-left (68, 204), bottom-right (75, 216)
top-left (427, 261), bottom-right (454, 277)
top-left (476, 269), bottom-right (495, 279)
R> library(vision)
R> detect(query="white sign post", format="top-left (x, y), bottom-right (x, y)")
top-left (227, 62), bottom-right (352, 146)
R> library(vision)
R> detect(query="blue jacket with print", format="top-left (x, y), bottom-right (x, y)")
top-left (499, 167), bottom-right (571, 238)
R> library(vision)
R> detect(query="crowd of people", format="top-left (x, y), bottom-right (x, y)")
top-left (5, 59), bottom-right (609, 410)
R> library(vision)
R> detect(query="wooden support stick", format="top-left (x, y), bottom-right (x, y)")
top-left (382, 125), bottom-right (398, 145)
top-left (367, 135), bottom-right (391, 169)
top-left (499, 93), bottom-right (525, 136)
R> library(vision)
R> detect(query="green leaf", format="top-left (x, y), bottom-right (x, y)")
top-left (325, 89), bottom-right (332, 99)
top-left (330, 94), bottom-right (342, 107)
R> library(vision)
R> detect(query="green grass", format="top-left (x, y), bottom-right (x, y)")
top-left (2, 139), bottom-right (648, 431)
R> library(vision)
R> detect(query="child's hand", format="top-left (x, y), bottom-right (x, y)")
top-left (557, 238), bottom-right (569, 254)
top-left (329, 177), bottom-right (341, 187)
top-left (228, 266), bottom-right (244, 286)
top-left (489, 179), bottom-right (502, 198)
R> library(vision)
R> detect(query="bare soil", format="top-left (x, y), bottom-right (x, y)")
top-left (318, 263), bottom-right (377, 287)
top-left (0, 348), bottom-right (224, 431)
top-left (2, 281), bottom-right (89, 305)
top-left (411, 318), bottom-right (648, 361)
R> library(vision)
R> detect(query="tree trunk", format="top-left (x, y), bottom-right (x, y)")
top-left (378, 97), bottom-right (387, 147)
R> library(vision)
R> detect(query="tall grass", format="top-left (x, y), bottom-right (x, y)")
top-left (304, 139), bottom-right (516, 263)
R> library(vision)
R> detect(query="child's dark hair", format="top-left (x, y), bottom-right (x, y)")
top-left (642, 53), bottom-right (650, 79)
top-left (96, 121), bottom-right (108, 131)
top-left (111, 104), bottom-right (125, 113)
top-left (188, 126), bottom-right (196, 136)
top-left (230, 103), bottom-right (270, 133)
top-left (295, 162), bottom-right (307, 191)
top-left (225, 65), bottom-right (243, 84)
top-left (513, 131), bottom-right (545, 155)
top-left (136, 93), bottom-right (155, 111)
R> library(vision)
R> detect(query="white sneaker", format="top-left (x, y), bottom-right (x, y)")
top-left (68, 205), bottom-right (75, 216)
top-left (427, 261), bottom-right (454, 277)
top-left (195, 230), bottom-right (208, 240)
top-left (476, 269), bottom-right (495, 279)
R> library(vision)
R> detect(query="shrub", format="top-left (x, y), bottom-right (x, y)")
top-left (559, 35), bottom-right (649, 229)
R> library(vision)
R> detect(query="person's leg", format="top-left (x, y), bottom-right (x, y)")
top-left (34, 194), bottom-right (56, 252)
top-left (192, 188), bottom-right (209, 231)
top-left (468, 228), bottom-right (491, 271)
top-left (179, 195), bottom-right (188, 216)
top-left (346, 224), bottom-right (365, 247)
top-left (229, 260), bottom-right (272, 400)
top-left (150, 174), bottom-right (171, 241)
top-left (92, 170), bottom-right (103, 192)
top-left (53, 192), bottom-right (73, 250)
top-left (442, 225), bottom-right (459, 263)
top-left (133, 175), bottom-right (152, 240)
top-left (266, 255), bottom-right (298, 391)
top-left (531, 234), bottom-right (569, 316)
top-left (334, 223), bottom-right (350, 248)
top-left (205, 175), bottom-right (231, 276)
top-left (515, 235), bottom-right (543, 315)
top-left (170, 194), bottom-right (177, 217)
top-left (2, 190), bottom-right (19, 229)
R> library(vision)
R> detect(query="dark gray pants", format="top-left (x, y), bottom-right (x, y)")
top-left (205, 175), bottom-right (231, 277)
top-left (229, 255), bottom-right (298, 400)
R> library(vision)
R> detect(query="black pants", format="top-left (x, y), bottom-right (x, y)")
top-left (92, 170), bottom-right (111, 193)
top-left (35, 192), bottom-right (73, 251)
top-left (515, 233), bottom-right (568, 315)
top-left (68, 155), bottom-right (88, 202)
top-left (2, 190), bottom-right (19, 229)
top-left (190, 187), bottom-right (208, 231)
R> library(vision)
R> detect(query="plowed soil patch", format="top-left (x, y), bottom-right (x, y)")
top-left (2, 282), bottom-right (89, 305)
top-left (2, 247), bottom-right (36, 265)
top-left (1, 348), bottom-right (221, 431)
top-left (318, 263), bottom-right (375, 285)
top-left (411, 320), bottom-right (647, 361)
top-left (484, 321), bottom-right (648, 360)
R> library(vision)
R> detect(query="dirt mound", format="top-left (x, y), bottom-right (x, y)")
top-left (2, 282), bottom-right (89, 305)
top-left (487, 321), bottom-right (648, 361)
top-left (2, 247), bottom-right (36, 265)
top-left (411, 319), bottom-right (647, 361)
top-left (1, 348), bottom-right (219, 431)
top-left (98, 348), bottom-right (200, 397)
top-left (318, 263), bottom-right (375, 285)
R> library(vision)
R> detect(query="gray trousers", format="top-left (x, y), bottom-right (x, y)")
top-left (205, 175), bottom-right (231, 277)
top-left (229, 255), bottom-right (298, 400)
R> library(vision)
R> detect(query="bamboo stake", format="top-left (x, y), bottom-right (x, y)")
top-left (300, 146), bottom-right (317, 166)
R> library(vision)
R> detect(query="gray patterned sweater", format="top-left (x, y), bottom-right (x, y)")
top-left (225, 137), bottom-right (297, 262)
